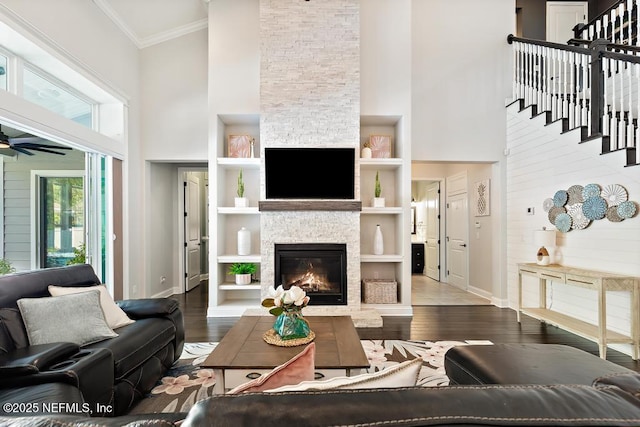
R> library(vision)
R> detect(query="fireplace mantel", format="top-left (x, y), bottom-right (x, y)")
top-left (259, 201), bottom-right (362, 211)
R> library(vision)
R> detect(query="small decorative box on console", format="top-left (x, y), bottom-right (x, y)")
top-left (362, 279), bottom-right (398, 304)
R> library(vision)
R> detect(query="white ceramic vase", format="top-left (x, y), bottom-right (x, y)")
top-left (361, 147), bottom-right (372, 158)
top-left (372, 197), bottom-right (385, 208)
top-left (235, 273), bottom-right (251, 285)
top-left (237, 227), bottom-right (251, 255)
top-left (373, 224), bottom-right (384, 255)
top-left (234, 197), bottom-right (248, 208)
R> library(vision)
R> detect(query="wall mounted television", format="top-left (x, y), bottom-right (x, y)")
top-left (265, 147), bottom-right (355, 199)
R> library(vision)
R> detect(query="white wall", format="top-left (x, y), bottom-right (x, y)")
top-left (146, 162), bottom-right (178, 297)
top-left (411, 0), bottom-right (514, 162)
top-left (507, 105), bottom-right (640, 356)
top-left (140, 30), bottom-right (208, 161)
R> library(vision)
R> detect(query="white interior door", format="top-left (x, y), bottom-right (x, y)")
top-left (425, 182), bottom-right (440, 281)
top-left (546, 2), bottom-right (587, 43)
top-left (446, 192), bottom-right (468, 290)
top-left (185, 174), bottom-right (201, 292)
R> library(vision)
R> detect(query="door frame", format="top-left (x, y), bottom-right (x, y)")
top-left (30, 170), bottom-right (85, 270)
top-left (176, 166), bottom-right (208, 294)
top-left (410, 178), bottom-right (443, 281)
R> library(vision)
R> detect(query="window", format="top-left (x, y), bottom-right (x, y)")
top-left (23, 66), bottom-right (93, 127)
top-left (0, 54), bottom-right (6, 91)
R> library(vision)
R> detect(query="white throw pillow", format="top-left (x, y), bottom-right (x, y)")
top-left (48, 285), bottom-right (135, 329)
top-left (265, 356), bottom-right (423, 392)
top-left (18, 290), bottom-right (118, 346)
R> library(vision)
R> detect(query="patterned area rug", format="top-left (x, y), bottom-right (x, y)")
top-left (128, 339), bottom-right (491, 415)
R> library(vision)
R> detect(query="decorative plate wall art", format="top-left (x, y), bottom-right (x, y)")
top-left (601, 184), bottom-right (628, 207)
top-left (566, 185), bottom-right (584, 205)
top-left (582, 183), bottom-right (601, 199)
top-left (548, 206), bottom-right (567, 224)
top-left (617, 200), bottom-right (638, 219)
top-left (543, 183), bottom-right (637, 232)
top-left (605, 206), bottom-right (624, 222)
top-left (553, 190), bottom-right (568, 207)
top-left (582, 196), bottom-right (607, 220)
top-left (554, 212), bottom-right (572, 233)
top-left (567, 203), bottom-right (590, 230)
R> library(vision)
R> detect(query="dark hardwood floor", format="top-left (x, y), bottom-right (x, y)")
top-left (171, 281), bottom-right (640, 372)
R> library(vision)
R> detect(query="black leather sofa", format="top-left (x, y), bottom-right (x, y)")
top-left (0, 264), bottom-right (185, 416)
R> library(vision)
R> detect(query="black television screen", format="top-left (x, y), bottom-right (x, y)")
top-left (265, 148), bottom-right (355, 199)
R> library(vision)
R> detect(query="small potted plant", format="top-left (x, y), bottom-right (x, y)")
top-left (234, 169), bottom-right (248, 208)
top-left (373, 171), bottom-right (385, 207)
top-left (228, 262), bottom-right (256, 285)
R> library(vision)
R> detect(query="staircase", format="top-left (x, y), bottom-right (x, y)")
top-left (507, 33), bottom-right (639, 168)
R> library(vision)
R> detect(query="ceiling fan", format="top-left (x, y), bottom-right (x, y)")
top-left (0, 125), bottom-right (72, 156)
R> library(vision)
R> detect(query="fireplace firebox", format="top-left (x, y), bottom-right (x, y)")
top-left (274, 243), bottom-right (347, 305)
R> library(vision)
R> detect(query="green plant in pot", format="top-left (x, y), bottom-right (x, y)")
top-left (373, 171), bottom-right (385, 207)
top-left (228, 262), bottom-right (256, 285)
top-left (234, 169), bottom-right (248, 208)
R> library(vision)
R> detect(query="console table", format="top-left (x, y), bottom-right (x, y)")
top-left (517, 263), bottom-right (639, 360)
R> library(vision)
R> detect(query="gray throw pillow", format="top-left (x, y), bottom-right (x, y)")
top-left (17, 290), bottom-right (118, 346)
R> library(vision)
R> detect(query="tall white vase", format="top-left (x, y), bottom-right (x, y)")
top-left (237, 227), bottom-right (251, 255)
top-left (373, 224), bottom-right (384, 255)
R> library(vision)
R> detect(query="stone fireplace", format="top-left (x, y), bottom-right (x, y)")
top-left (256, 0), bottom-right (380, 325)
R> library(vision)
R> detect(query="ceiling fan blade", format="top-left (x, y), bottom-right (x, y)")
top-left (13, 143), bottom-right (72, 150)
top-left (12, 146), bottom-right (34, 156)
top-left (24, 146), bottom-right (67, 155)
top-left (8, 136), bottom-right (43, 144)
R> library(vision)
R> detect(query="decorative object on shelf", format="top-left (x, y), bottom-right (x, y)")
top-left (553, 190), bottom-right (568, 207)
top-left (617, 200), bottom-right (638, 219)
top-left (373, 224), bottom-right (384, 255)
top-left (543, 183), bottom-right (637, 232)
top-left (542, 198), bottom-right (554, 212)
top-left (234, 169), bottom-right (248, 208)
top-left (228, 263), bottom-right (256, 285)
top-left (227, 135), bottom-right (254, 158)
top-left (361, 141), bottom-right (372, 158)
top-left (261, 285), bottom-right (312, 343)
top-left (373, 171), bottom-right (385, 207)
top-left (534, 227), bottom-right (556, 265)
top-left (582, 196), bottom-right (607, 220)
top-left (369, 135), bottom-right (392, 158)
top-left (474, 179), bottom-right (490, 216)
top-left (237, 227), bottom-right (251, 255)
top-left (567, 203), bottom-right (590, 230)
top-left (566, 185), bottom-right (584, 205)
top-left (553, 212), bottom-right (572, 233)
top-left (250, 138), bottom-right (255, 158)
top-left (362, 279), bottom-right (398, 304)
top-left (582, 183), bottom-right (601, 200)
top-left (601, 184), bottom-right (627, 207)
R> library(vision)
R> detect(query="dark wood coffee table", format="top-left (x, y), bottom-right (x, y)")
top-left (202, 315), bottom-right (370, 394)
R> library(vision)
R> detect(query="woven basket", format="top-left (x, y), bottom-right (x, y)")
top-left (362, 279), bottom-right (397, 304)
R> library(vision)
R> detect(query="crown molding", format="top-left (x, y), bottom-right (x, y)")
top-left (138, 19), bottom-right (208, 49)
top-left (93, 0), bottom-right (208, 49)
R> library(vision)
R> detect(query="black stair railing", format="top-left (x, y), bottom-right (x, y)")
top-left (574, 0), bottom-right (638, 46)
top-left (508, 34), bottom-right (639, 167)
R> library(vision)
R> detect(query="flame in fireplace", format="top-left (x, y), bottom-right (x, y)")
top-left (285, 261), bottom-right (335, 293)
